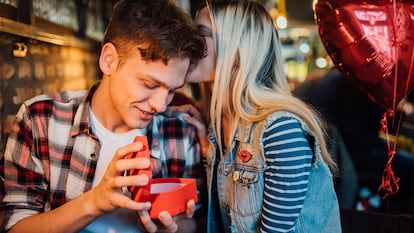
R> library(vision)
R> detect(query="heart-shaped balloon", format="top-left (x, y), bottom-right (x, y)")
top-left (315, 0), bottom-right (414, 110)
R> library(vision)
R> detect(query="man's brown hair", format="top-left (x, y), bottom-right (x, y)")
top-left (103, 0), bottom-right (205, 65)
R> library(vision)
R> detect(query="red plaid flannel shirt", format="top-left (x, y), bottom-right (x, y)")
top-left (0, 83), bottom-right (205, 231)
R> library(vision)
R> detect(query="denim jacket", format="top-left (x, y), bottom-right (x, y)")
top-left (206, 111), bottom-right (342, 233)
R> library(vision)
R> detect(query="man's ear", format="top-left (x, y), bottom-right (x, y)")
top-left (99, 42), bottom-right (118, 75)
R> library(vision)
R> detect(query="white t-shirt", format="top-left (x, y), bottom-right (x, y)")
top-left (81, 108), bottom-right (146, 233)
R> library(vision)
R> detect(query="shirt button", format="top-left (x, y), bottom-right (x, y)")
top-left (150, 145), bottom-right (160, 159)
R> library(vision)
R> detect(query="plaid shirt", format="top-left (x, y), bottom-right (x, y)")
top-left (0, 84), bottom-right (206, 231)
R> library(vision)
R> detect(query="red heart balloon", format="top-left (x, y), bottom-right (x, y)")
top-left (315, 0), bottom-right (414, 110)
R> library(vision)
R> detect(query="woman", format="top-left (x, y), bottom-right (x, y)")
top-left (179, 0), bottom-right (342, 232)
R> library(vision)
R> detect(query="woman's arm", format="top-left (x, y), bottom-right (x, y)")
top-left (261, 117), bottom-right (313, 232)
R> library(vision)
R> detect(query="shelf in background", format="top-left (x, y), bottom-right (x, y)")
top-left (0, 16), bottom-right (98, 50)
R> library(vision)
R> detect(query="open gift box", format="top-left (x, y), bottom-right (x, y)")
top-left (127, 136), bottom-right (198, 219)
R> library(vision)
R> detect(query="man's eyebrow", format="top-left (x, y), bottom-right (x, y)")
top-left (145, 74), bottom-right (185, 90)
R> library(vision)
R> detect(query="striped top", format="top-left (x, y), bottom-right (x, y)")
top-left (260, 117), bottom-right (313, 233)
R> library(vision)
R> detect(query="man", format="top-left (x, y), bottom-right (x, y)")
top-left (0, 0), bottom-right (206, 232)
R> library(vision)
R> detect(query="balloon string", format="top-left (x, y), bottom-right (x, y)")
top-left (379, 0), bottom-right (405, 199)
top-left (399, 0), bottom-right (414, 112)
top-left (391, 0), bottom-right (398, 111)
top-left (377, 110), bottom-right (400, 199)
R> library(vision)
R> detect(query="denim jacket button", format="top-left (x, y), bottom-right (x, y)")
top-left (232, 171), bottom-right (240, 181)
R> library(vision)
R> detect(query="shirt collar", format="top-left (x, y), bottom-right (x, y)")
top-left (70, 82), bottom-right (100, 138)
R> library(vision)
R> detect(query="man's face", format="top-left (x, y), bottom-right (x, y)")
top-left (99, 44), bottom-right (189, 132)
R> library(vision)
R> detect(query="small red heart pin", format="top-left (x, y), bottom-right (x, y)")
top-left (238, 150), bottom-right (252, 163)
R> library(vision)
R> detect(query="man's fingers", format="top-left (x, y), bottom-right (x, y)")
top-left (115, 141), bottom-right (144, 160)
top-left (158, 211), bottom-right (178, 233)
top-left (114, 173), bottom-right (149, 187)
top-left (116, 157), bottom-right (150, 171)
top-left (186, 199), bottom-right (196, 218)
top-left (124, 199), bottom-right (151, 211)
top-left (138, 210), bottom-right (157, 233)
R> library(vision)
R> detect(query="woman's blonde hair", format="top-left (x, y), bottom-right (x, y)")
top-left (207, 0), bottom-right (337, 170)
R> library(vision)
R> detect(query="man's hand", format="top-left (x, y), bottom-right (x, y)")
top-left (7, 141), bottom-right (155, 233)
top-left (138, 199), bottom-right (196, 233)
top-left (89, 141), bottom-right (152, 215)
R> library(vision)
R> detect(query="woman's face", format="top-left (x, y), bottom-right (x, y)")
top-left (187, 7), bottom-right (216, 83)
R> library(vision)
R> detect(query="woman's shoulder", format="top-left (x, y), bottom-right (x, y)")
top-left (262, 110), bottom-right (314, 138)
top-left (264, 110), bottom-right (304, 126)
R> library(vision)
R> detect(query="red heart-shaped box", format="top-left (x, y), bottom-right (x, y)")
top-left (146, 177), bottom-right (197, 218)
top-left (127, 136), bottom-right (198, 219)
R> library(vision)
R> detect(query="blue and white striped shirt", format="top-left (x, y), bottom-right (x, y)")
top-left (261, 117), bottom-right (313, 233)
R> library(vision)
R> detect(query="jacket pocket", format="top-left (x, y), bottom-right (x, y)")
top-left (230, 165), bottom-right (263, 216)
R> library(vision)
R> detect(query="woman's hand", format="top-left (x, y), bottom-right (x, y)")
top-left (170, 104), bottom-right (209, 156)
